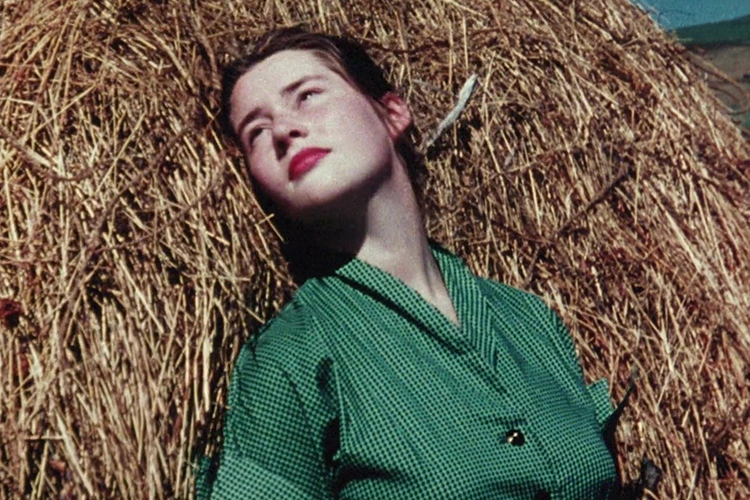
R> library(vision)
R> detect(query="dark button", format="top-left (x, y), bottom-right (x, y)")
top-left (505, 429), bottom-right (525, 446)
top-left (533, 491), bottom-right (550, 500)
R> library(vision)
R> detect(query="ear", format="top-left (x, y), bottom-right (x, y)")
top-left (379, 92), bottom-right (412, 140)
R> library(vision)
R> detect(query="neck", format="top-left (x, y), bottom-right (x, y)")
top-left (311, 161), bottom-right (458, 324)
top-left (355, 189), bottom-right (436, 292)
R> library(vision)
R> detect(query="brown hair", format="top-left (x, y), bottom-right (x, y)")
top-left (219, 28), bottom-right (424, 281)
top-left (219, 28), bottom-right (395, 144)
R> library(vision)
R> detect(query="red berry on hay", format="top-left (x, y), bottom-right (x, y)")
top-left (0, 298), bottom-right (23, 328)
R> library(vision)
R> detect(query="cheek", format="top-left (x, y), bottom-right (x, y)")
top-left (248, 165), bottom-right (293, 215)
top-left (246, 153), bottom-right (283, 197)
top-left (337, 101), bottom-right (391, 152)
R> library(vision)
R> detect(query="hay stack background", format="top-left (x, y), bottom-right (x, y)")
top-left (1, 0), bottom-right (748, 498)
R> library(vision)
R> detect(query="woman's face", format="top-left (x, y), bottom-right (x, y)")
top-left (229, 49), bottom-right (411, 224)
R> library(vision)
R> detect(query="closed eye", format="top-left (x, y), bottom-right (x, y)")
top-left (246, 126), bottom-right (267, 147)
top-left (298, 88), bottom-right (322, 105)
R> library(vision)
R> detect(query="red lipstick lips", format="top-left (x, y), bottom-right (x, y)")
top-left (289, 148), bottom-right (330, 181)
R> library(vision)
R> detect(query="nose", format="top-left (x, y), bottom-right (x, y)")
top-left (272, 114), bottom-right (306, 159)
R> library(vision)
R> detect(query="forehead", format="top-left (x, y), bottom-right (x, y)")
top-left (245, 49), bottom-right (338, 88)
top-left (230, 51), bottom-right (341, 118)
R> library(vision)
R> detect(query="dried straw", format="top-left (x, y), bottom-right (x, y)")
top-left (1, 0), bottom-right (748, 498)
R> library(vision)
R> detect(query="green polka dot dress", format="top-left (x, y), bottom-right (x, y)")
top-left (197, 244), bottom-right (618, 499)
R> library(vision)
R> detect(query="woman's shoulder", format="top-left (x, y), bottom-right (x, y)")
top-left (248, 284), bottom-right (329, 372)
top-left (474, 276), bottom-right (573, 343)
top-left (475, 276), bottom-right (550, 313)
top-left (233, 286), bottom-right (337, 429)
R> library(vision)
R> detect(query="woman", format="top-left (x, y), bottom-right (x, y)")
top-left (198, 28), bottom-right (619, 500)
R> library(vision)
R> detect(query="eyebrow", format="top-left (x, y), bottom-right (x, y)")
top-left (235, 75), bottom-right (326, 136)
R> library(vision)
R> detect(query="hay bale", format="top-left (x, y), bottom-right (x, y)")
top-left (1, 0), bottom-right (748, 498)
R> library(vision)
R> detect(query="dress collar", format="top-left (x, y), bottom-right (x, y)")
top-left (326, 242), bottom-right (478, 350)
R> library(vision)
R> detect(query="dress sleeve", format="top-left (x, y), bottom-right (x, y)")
top-left (547, 303), bottom-right (614, 429)
top-left (198, 343), bottom-right (328, 500)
